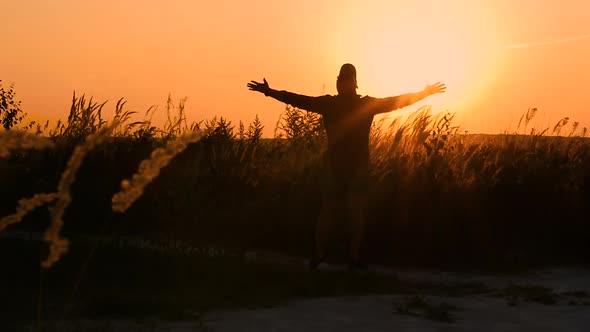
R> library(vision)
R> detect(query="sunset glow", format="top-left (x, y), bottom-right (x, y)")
top-left (2, 0), bottom-right (589, 134)
top-left (4, 2), bottom-right (590, 323)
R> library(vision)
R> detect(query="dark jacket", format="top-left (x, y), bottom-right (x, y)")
top-left (267, 90), bottom-right (418, 178)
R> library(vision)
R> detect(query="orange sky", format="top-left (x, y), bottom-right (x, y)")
top-left (2, 0), bottom-right (589, 135)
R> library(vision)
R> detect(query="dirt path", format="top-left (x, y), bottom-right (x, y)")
top-left (6, 237), bottom-right (588, 331)
top-left (53, 262), bottom-right (590, 332)
top-left (195, 252), bottom-right (590, 331)
top-left (203, 294), bottom-right (590, 332)
top-left (57, 290), bottom-right (590, 332)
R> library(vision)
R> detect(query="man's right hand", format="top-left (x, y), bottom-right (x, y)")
top-left (247, 78), bottom-right (271, 95)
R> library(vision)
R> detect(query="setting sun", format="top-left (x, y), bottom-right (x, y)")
top-left (326, 1), bottom-right (506, 120)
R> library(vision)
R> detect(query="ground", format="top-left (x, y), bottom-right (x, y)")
top-left (23, 252), bottom-right (590, 332)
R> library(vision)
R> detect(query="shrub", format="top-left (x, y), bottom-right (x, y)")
top-left (0, 80), bottom-right (28, 130)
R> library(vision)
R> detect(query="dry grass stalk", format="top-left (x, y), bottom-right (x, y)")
top-left (0, 193), bottom-right (58, 232)
top-left (0, 130), bottom-right (54, 158)
top-left (112, 131), bottom-right (202, 213)
top-left (42, 122), bottom-right (118, 268)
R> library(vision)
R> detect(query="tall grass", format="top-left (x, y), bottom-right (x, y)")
top-left (1, 94), bottom-right (589, 268)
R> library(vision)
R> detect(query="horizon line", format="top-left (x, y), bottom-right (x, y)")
top-left (505, 33), bottom-right (590, 49)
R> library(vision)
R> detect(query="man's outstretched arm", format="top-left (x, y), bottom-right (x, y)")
top-left (371, 82), bottom-right (446, 114)
top-left (247, 78), bottom-right (327, 114)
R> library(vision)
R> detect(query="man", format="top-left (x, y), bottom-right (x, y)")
top-left (247, 63), bottom-right (446, 269)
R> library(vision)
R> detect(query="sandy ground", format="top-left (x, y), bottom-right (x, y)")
top-left (203, 294), bottom-right (590, 332)
top-left (4, 235), bottom-right (589, 331)
top-left (46, 265), bottom-right (590, 332)
top-left (51, 292), bottom-right (590, 332)
top-left (198, 262), bottom-right (590, 332)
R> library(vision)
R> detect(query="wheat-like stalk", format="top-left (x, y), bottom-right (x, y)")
top-left (0, 130), bottom-right (54, 158)
top-left (42, 122), bottom-right (118, 268)
top-left (0, 193), bottom-right (58, 232)
top-left (0, 131), bottom-right (56, 235)
top-left (112, 131), bottom-right (202, 213)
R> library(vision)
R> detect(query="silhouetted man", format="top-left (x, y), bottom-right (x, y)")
top-left (248, 63), bottom-right (446, 270)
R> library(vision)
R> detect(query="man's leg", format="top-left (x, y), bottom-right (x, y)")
top-left (312, 196), bottom-right (339, 266)
top-left (347, 191), bottom-right (367, 265)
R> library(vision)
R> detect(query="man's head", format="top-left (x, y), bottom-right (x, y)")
top-left (337, 63), bottom-right (358, 96)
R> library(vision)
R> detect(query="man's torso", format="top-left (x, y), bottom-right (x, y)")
top-left (320, 95), bottom-right (375, 179)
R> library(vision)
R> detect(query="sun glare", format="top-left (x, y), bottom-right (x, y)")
top-left (330, 2), bottom-right (504, 115)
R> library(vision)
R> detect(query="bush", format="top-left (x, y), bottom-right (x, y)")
top-left (0, 80), bottom-right (29, 130)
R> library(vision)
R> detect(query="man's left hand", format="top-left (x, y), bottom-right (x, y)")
top-left (424, 82), bottom-right (446, 95)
